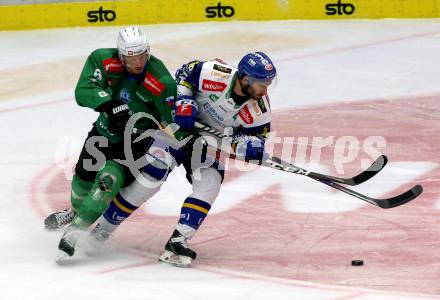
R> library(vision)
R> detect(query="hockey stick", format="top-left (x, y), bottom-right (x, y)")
top-left (194, 122), bottom-right (423, 209)
top-left (194, 122), bottom-right (386, 186)
top-left (311, 177), bottom-right (423, 209)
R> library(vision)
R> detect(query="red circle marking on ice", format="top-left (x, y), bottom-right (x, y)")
top-left (30, 95), bottom-right (440, 295)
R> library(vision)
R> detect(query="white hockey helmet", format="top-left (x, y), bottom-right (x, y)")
top-left (116, 26), bottom-right (150, 57)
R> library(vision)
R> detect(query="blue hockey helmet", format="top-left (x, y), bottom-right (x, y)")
top-left (238, 52), bottom-right (277, 85)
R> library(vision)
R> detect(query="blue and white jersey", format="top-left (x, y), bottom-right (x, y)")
top-left (175, 59), bottom-right (271, 137)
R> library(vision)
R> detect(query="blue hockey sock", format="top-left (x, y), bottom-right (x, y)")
top-left (178, 197), bottom-right (212, 230)
top-left (103, 192), bottom-right (139, 226)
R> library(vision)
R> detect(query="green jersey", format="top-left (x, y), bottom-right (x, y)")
top-left (75, 48), bottom-right (176, 143)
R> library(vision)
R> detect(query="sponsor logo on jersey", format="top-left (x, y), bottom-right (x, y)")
top-left (218, 105), bottom-right (228, 113)
top-left (119, 88), bottom-right (131, 103)
top-left (98, 91), bottom-right (108, 98)
top-left (251, 101), bottom-right (262, 116)
top-left (238, 105), bottom-right (254, 124)
top-left (213, 58), bottom-right (226, 64)
top-left (203, 102), bottom-right (224, 125)
top-left (213, 64), bottom-right (232, 74)
top-left (211, 71), bottom-right (230, 79)
top-left (209, 94), bottom-right (220, 102)
top-left (103, 59), bottom-right (122, 73)
top-left (135, 91), bottom-right (149, 102)
top-left (103, 58), bottom-right (124, 73)
top-left (143, 72), bottom-right (165, 96)
top-left (257, 98), bottom-right (268, 113)
top-left (202, 79), bottom-right (227, 92)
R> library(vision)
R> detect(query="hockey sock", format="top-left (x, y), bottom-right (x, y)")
top-left (74, 160), bottom-right (126, 226)
top-left (176, 197), bottom-right (211, 239)
top-left (94, 191), bottom-right (140, 233)
top-left (70, 174), bottom-right (93, 211)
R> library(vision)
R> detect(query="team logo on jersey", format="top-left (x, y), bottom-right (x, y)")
top-left (257, 98), bottom-right (267, 113)
top-left (103, 57), bottom-right (124, 73)
top-left (119, 88), bottom-right (131, 103)
top-left (213, 64), bottom-right (232, 74)
top-left (238, 105), bottom-right (254, 124)
top-left (143, 72), bottom-right (165, 96)
top-left (202, 79), bottom-right (227, 92)
top-left (209, 94), bottom-right (220, 102)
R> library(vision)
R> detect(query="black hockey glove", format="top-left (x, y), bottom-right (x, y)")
top-left (99, 100), bottom-right (131, 135)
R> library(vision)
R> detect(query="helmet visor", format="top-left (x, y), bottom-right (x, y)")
top-left (248, 75), bottom-right (278, 90)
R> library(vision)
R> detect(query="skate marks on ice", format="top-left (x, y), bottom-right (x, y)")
top-left (31, 95), bottom-right (440, 295)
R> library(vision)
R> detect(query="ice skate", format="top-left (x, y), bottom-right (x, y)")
top-left (44, 208), bottom-right (76, 230)
top-left (159, 230), bottom-right (197, 268)
top-left (55, 225), bottom-right (81, 263)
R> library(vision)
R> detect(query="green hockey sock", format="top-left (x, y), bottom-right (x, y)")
top-left (75, 160), bottom-right (126, 225)
top-left (70, 174), bottom-right (93, 211)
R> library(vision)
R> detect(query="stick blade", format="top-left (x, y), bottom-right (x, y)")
top-left (308, 155), bottom-right (388, 186)
top-left (349, 155), bottom-right (388, 185)
top-left (376, 184), bottom-right (423, 209)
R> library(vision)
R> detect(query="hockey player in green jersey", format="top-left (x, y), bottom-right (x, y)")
top-left (46, 26), bottom-right (179, 259)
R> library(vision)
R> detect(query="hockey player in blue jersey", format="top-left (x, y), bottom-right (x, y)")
top-left (87, 52), bottom-right (277, 267)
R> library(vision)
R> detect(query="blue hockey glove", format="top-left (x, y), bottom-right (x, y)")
top-left (235, 135), bottom-right (268, 161)
top-left (174, 96), bottom-right (198, 130)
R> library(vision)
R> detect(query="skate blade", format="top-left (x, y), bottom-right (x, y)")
top-left (159, 250), bottom-right (192, 268)
top-left (44, 224), bottom-right (67, 231)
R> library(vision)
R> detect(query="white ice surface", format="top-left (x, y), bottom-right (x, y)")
top-left (1, 20), bottom-right (439, 299)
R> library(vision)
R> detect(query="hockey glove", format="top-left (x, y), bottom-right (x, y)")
top-left (100, 100), bottom-right (131, 135)
top-left (174, 96), bottom-right (198, 130)
top-left (235, 135), bottom-right (268, 161)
